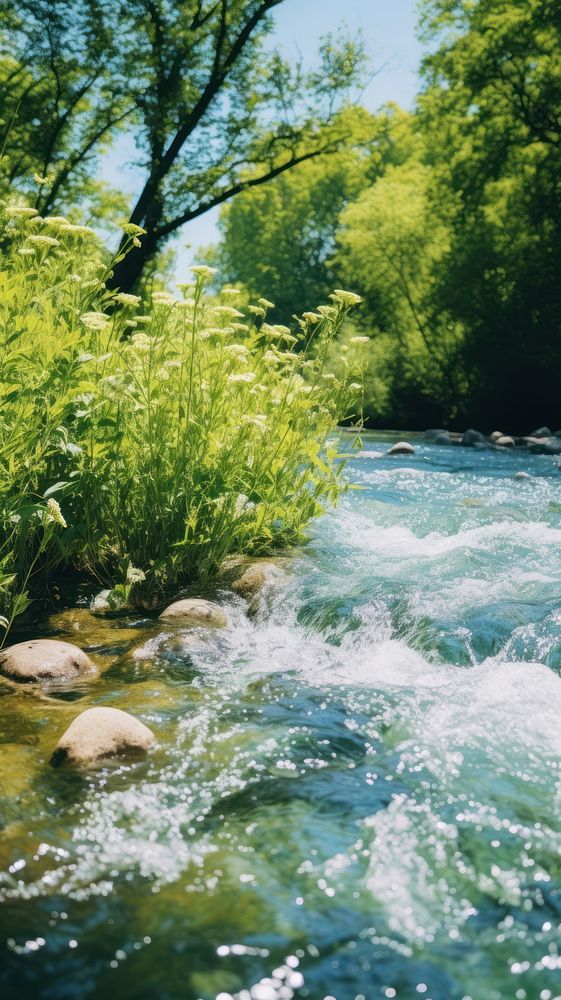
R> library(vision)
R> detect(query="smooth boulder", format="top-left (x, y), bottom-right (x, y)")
top-left (462, 428), bottom-right (486, 447)
top-left (527, 436), bottom-right (561, 456)
top-left (232, 561), bottom-right (281, 598)
top-left (51, 707), bottom-right (155, 768)
top-left (530, 426), bottom-right (552, 439)
top-left (159, 597), bottom-right (228, 628)
top-left (496, 435), bottom-right (515, 447)
top-left (433, 432), bottom-right (453, 446)
top-left (0, 639), bottom-right (97, 684)
top-left (489, 431), bottom-right (504, 442)
top-left (514, 471), bottom-right (530, 480)
top-left (386, 441), bottom-right (415, 456)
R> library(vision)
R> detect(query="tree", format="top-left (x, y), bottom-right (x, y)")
top-left (418, 0), bottom-right (561, 428)
top-left (211, 107), bottom-right (378, 321)
top-left (1, 1), bottom-right (365, 291)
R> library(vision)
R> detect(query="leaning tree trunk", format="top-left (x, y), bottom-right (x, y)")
top-left (106, 233), bottom-right (159, 294)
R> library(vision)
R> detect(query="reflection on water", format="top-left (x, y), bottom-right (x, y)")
top-left (2, 432), bottom-right (561, 999)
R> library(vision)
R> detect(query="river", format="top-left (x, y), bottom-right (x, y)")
top-left (1, 431), bottom-right (561, 1000)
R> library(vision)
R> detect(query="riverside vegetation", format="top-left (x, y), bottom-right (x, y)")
top-left (0, 204), bottom-right (364, 645)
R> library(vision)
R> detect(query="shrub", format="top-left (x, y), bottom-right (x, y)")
top-left (0, 204), bottom-right (363, 641)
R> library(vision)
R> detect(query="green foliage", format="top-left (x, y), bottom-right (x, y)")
top-left (211, 107), bottom-right (379, 321)
top-left (1, 1), bottom-right (367, 290)
top-left (417, 0), bottom-right (561, 427)
top-left (0, 204), bottom-right (363, 643)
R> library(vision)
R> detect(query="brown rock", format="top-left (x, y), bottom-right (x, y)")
top-left (51, 706), bottom-right (155, 768)
top-left (159, 598), bottom-right (228, 628)
top-left (0, 639), bottom-right (97, 684)
top-left (231, 561), bottom-right (285, 599)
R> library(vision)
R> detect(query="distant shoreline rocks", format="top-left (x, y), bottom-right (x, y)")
top-left (424, 425), bottom-right (561, 456)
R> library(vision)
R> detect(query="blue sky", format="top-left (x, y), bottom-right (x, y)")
top-left (103, 0), bottom-right (421, 274)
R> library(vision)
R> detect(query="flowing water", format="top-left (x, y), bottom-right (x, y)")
top-left (2, 432), bottom-right (561, 1000)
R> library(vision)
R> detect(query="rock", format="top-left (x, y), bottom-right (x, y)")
top-left (424, 428), bottom-right (448, 440)
top-left (0, 639), bottom-right (97, 684)
top-left (514, 471), bottom-right (531, 480)
top-left (386, 441), bottom-right (415, 456)
top-left (496, 435), bottom-right (515, 447)
top-left (462, 428), bottom-right (486, 447)
top-left (51, 707), bottom-right (155, 768)
top-left (433, 432), bottom-right (453, 446)
top-left (357, 450), bottom-right (384, 458)
top-left (530, 426), bottom-right (552, 439)
top-left (232, 561), bottom-right (281, 598)
top-left (528, 436), bottom-right (561, 456)
top-left (553, 430), bottom-right (561, 439)
top-left (489, 431), bottom-right (504, 442)
top-left (159, 598), bottom-right (228, 628)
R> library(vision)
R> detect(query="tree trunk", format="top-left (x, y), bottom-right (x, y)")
top-left (106, 233), bottom-right (159, 293)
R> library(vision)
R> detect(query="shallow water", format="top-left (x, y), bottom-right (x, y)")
top-left (2, 432), bottom-right (561, 1000)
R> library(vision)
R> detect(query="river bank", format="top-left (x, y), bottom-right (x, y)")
top-left (2, 431), bottom-right (561, 1000)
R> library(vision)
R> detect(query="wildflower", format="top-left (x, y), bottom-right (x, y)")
top-left (114, 292), bottom-right (141, 307)
top-left (322, 372), bottom-right (337, 381)
top-left (222, 287), bottom-right (241, 296)
top-left (126, 564), bottom-right (146, 585)
top-left (349, 382), bottom-right (362, 390)
top-left (231, 322), bottom-right (250, 333)
top-left (132, 236), bottom-right (142, 248)
top-left (125, 319), bottom-right (138, 330)
top-left (26, 234), bottom-right (60, 247)
top-left (350, 336), bottom-right (370, 345)
top-left (211, 305), bottom-right (244, 319)
top-left (5, 205), bottom-right (38, 217)
top-left (241, 415), bottom-right (267, 430)
top-left (46, 498), bottom-right (67, 528)
top-left (317, 305), bottom-right (337, 319)
top-left (223, 344), bottom-right (249, 356)
top-left (135, 315), bottom-right (151, 324)
top-left (264, 350), bottom-right (280, 364)
top-left (258, 297), bottom-right (275, 310)
top-left (120, 222), bottom-right (147, 236)
top-left (190, 265), bottom-right (217, 279)
top-left (234, 493), bottom-right (256, 516)
top-left (18, 247), bottom-right (35, 256)
top-left (131, 333), bottom-right (152, 351)
top-left (331, 289), bottom-right (363, 307)
top-left (340, 345), bottom-right (348, 354)
top-left (42, 216), bottom-right (69, 226)
top-left (248, 305), bottom-right (266, 318)
top-left (303, 311), bottom-right (321, 324)
top-left (152, 291), bottom-right (176, 305)
top-left (80, 311), bottom-right (110, 330)
top-left (227, 372), bottom-right (255, 383)
top-left (33, 172), bottom-right (51, 185)
top-left (177, 298), bottom-right (196, 310)
top-left (59, 223), bottom-right (96, 237)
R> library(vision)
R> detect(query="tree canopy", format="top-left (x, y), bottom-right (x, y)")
top-left (1, 0), bottom-right (365, 290)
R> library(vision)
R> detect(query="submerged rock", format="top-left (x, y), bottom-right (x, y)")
top-left (462, 428), bottom-right (486, 447)
top-left (496, 435), bottom-right (515, 447)
top-left (51, 706), bottom-right (155, 768)
top-left (514, 471), bottom-right (531, 480)
top-left (0, 639), bottom-right (97, 684)
top-left (386, 441), bottom-right (415, 456)
top-left (527, 437), bottom-right (561, 456)
top-left (159, 598), bottom-right (228, 628)
top-left (433, 432), bottom-right (453, 445)
top-left (530, 426), bottom-right (552, 439)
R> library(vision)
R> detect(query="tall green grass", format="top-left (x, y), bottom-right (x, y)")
top-left (0, 204), bottom-right (363, 642)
